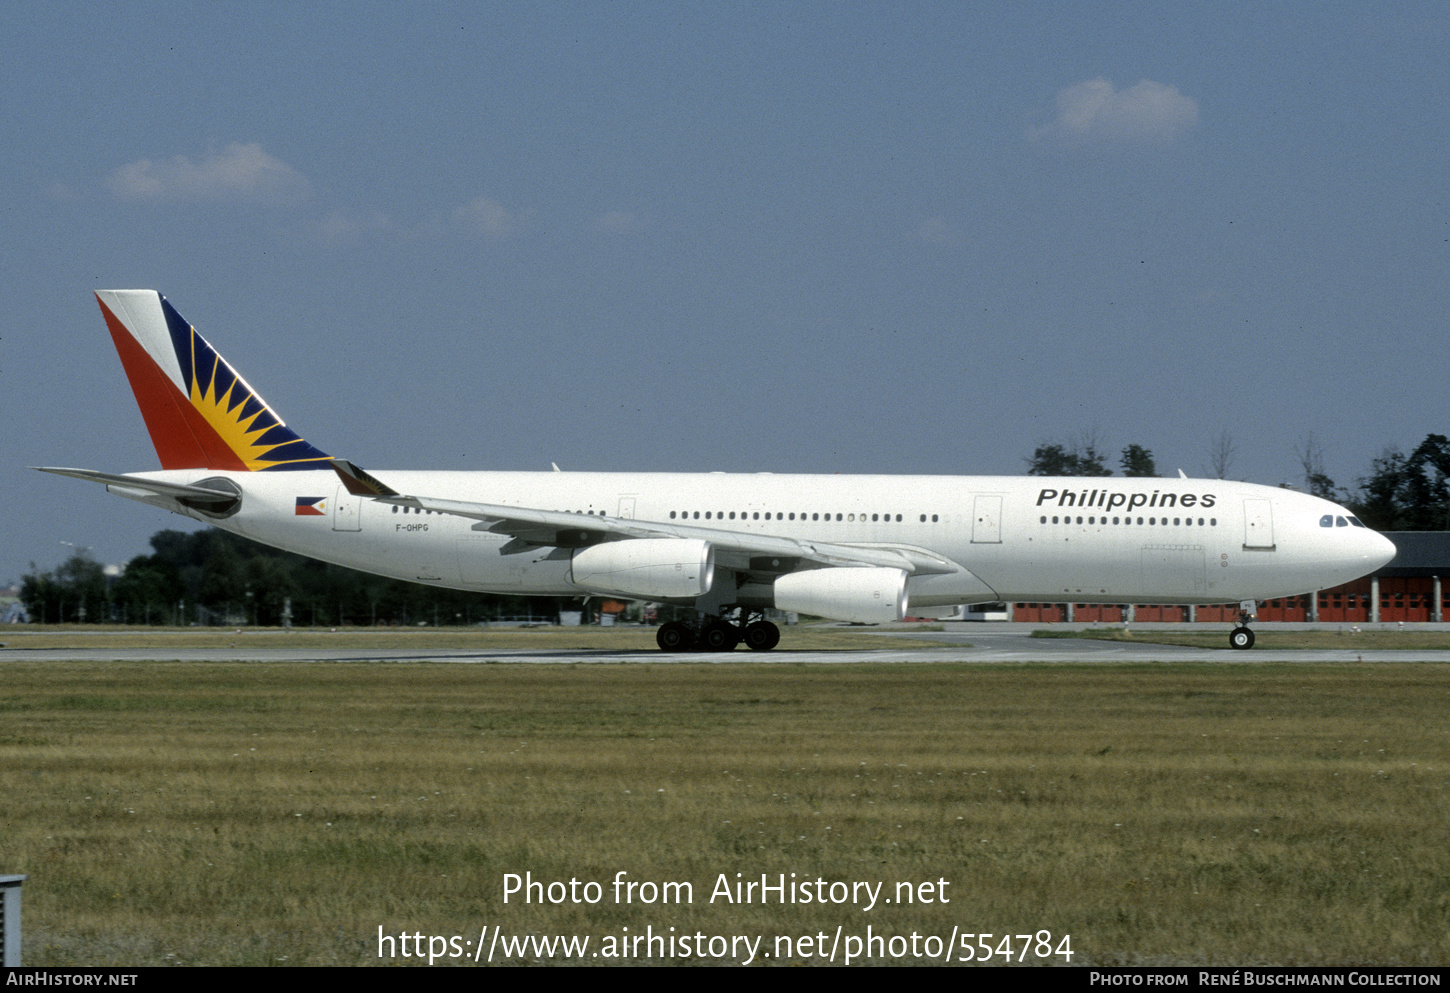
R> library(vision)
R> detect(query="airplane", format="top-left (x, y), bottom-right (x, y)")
top-left (38, 290), bottom-right (1396, 652)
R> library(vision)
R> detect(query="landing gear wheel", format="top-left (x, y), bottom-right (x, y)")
top-left (1229, 626), bottom-right (1255, 650)
top-left (700, 620), bottom-right (741, 652)
top-left (743, 620), bottom-right (781, 652)
top-left (657, 621), bottom-right (695, 652)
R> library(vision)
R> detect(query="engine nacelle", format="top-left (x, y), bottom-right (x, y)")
top-left (773, 567), bottom-right (908, 624)
top-left (570, 539), bottom-right (714, 599)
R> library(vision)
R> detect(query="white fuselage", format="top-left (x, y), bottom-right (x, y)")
top-left (111, 469), bottom-right (1397, 609)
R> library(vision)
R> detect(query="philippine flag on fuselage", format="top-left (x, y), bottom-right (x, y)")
top-left (295, 497), bottom-right (327, 516)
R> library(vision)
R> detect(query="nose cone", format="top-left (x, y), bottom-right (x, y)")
top-left (1366, 529), bottom-right (1397, 572)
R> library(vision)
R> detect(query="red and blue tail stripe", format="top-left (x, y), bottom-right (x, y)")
top-left (97, 290), bottom-right (331, 472)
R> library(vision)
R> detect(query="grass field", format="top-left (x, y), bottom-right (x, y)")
top-left (0, 623), bottom-right (918, 653)
top-left (2, 654), bottom-right (1448, 966)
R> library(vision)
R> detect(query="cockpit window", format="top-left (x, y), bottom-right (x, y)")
top-left (1320, 515), bottom-right (1333, 528)
top-left (1348, 517), bottom-right (1366, 528)
top-left (1336, 516), bottom-right (1349, 527)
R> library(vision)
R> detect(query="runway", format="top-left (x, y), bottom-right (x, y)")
top-left (5, 626), bottom-right (1450, 664)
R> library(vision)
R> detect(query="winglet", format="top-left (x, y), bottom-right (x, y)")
top-left (329, 458), bottom-right (399, 497)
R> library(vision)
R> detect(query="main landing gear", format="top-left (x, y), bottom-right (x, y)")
top-left (1229, 601), bottom-right (1257, 650)
top-left (656, 611), bottom-right (780, 653)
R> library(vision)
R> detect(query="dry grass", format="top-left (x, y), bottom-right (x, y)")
top-left (0, 624), bottom-right (918, 653)
top-left (2, 660), bottom-right (1448, 965)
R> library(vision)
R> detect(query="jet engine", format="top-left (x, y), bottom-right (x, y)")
top-left (773, 567), bottom-right (908, 624)
top-left (570, 539), bottom-right (714, 598)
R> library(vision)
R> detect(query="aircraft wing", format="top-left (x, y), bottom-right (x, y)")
top-left (374, 491), bottom-right (960, 576)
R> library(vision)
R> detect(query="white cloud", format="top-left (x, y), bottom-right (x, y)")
top-left (315, 208), bottom-right (394, 245)
top-left (300, 197), bottom-right (533, 247)
top-left (106, 142), bottom-right (311, 202)
top-left (1032, 78), bottom-right (1199, 144)
top-left (452, 197), bottom-right (520, 240)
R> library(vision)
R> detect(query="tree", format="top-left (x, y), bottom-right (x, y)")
top-left (1293, 433), bottom-right (1340, 500)
top-left (1207, 430), bottom-right (1236, 480)
top-left (110, 554), bottom-right (184, 625)
top-left (1026, 443), bottom-right (1077, 476)
top-left (1348, 434), bottom-right (1450, 531)
top-left (1026, 434), bottom-right (1112, 476)
top-left (1351, 447), bottom-right (1408, 530)
top-left (1074, 441), bottom-right (1111, 476)
top-left (1119, 444), bottom-right (1157, 477)
top-left (19, 566), bottom-right (61, 625)
top-left (1396, 434), bottom-right (1450, 531)
top-left (21, 552), bottom-right (108, 624)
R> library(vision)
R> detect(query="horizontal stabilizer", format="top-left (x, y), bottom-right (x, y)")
top-left (32, 467), bottom-right (239, 504)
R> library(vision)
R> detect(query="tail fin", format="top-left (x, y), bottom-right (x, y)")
top-left (96, 290), bottom-right (330, 471)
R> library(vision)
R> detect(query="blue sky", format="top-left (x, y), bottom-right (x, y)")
top-left (4, 2), bottom-right (1447, 582)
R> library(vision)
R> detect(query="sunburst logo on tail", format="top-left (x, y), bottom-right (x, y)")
top-left (175, 316), bottom-right (331, 471)
top-left (97, 290), bottom-right (331, 472)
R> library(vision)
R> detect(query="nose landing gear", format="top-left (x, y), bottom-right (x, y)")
top-left (1229, 601), bottom-right (1258, 650)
